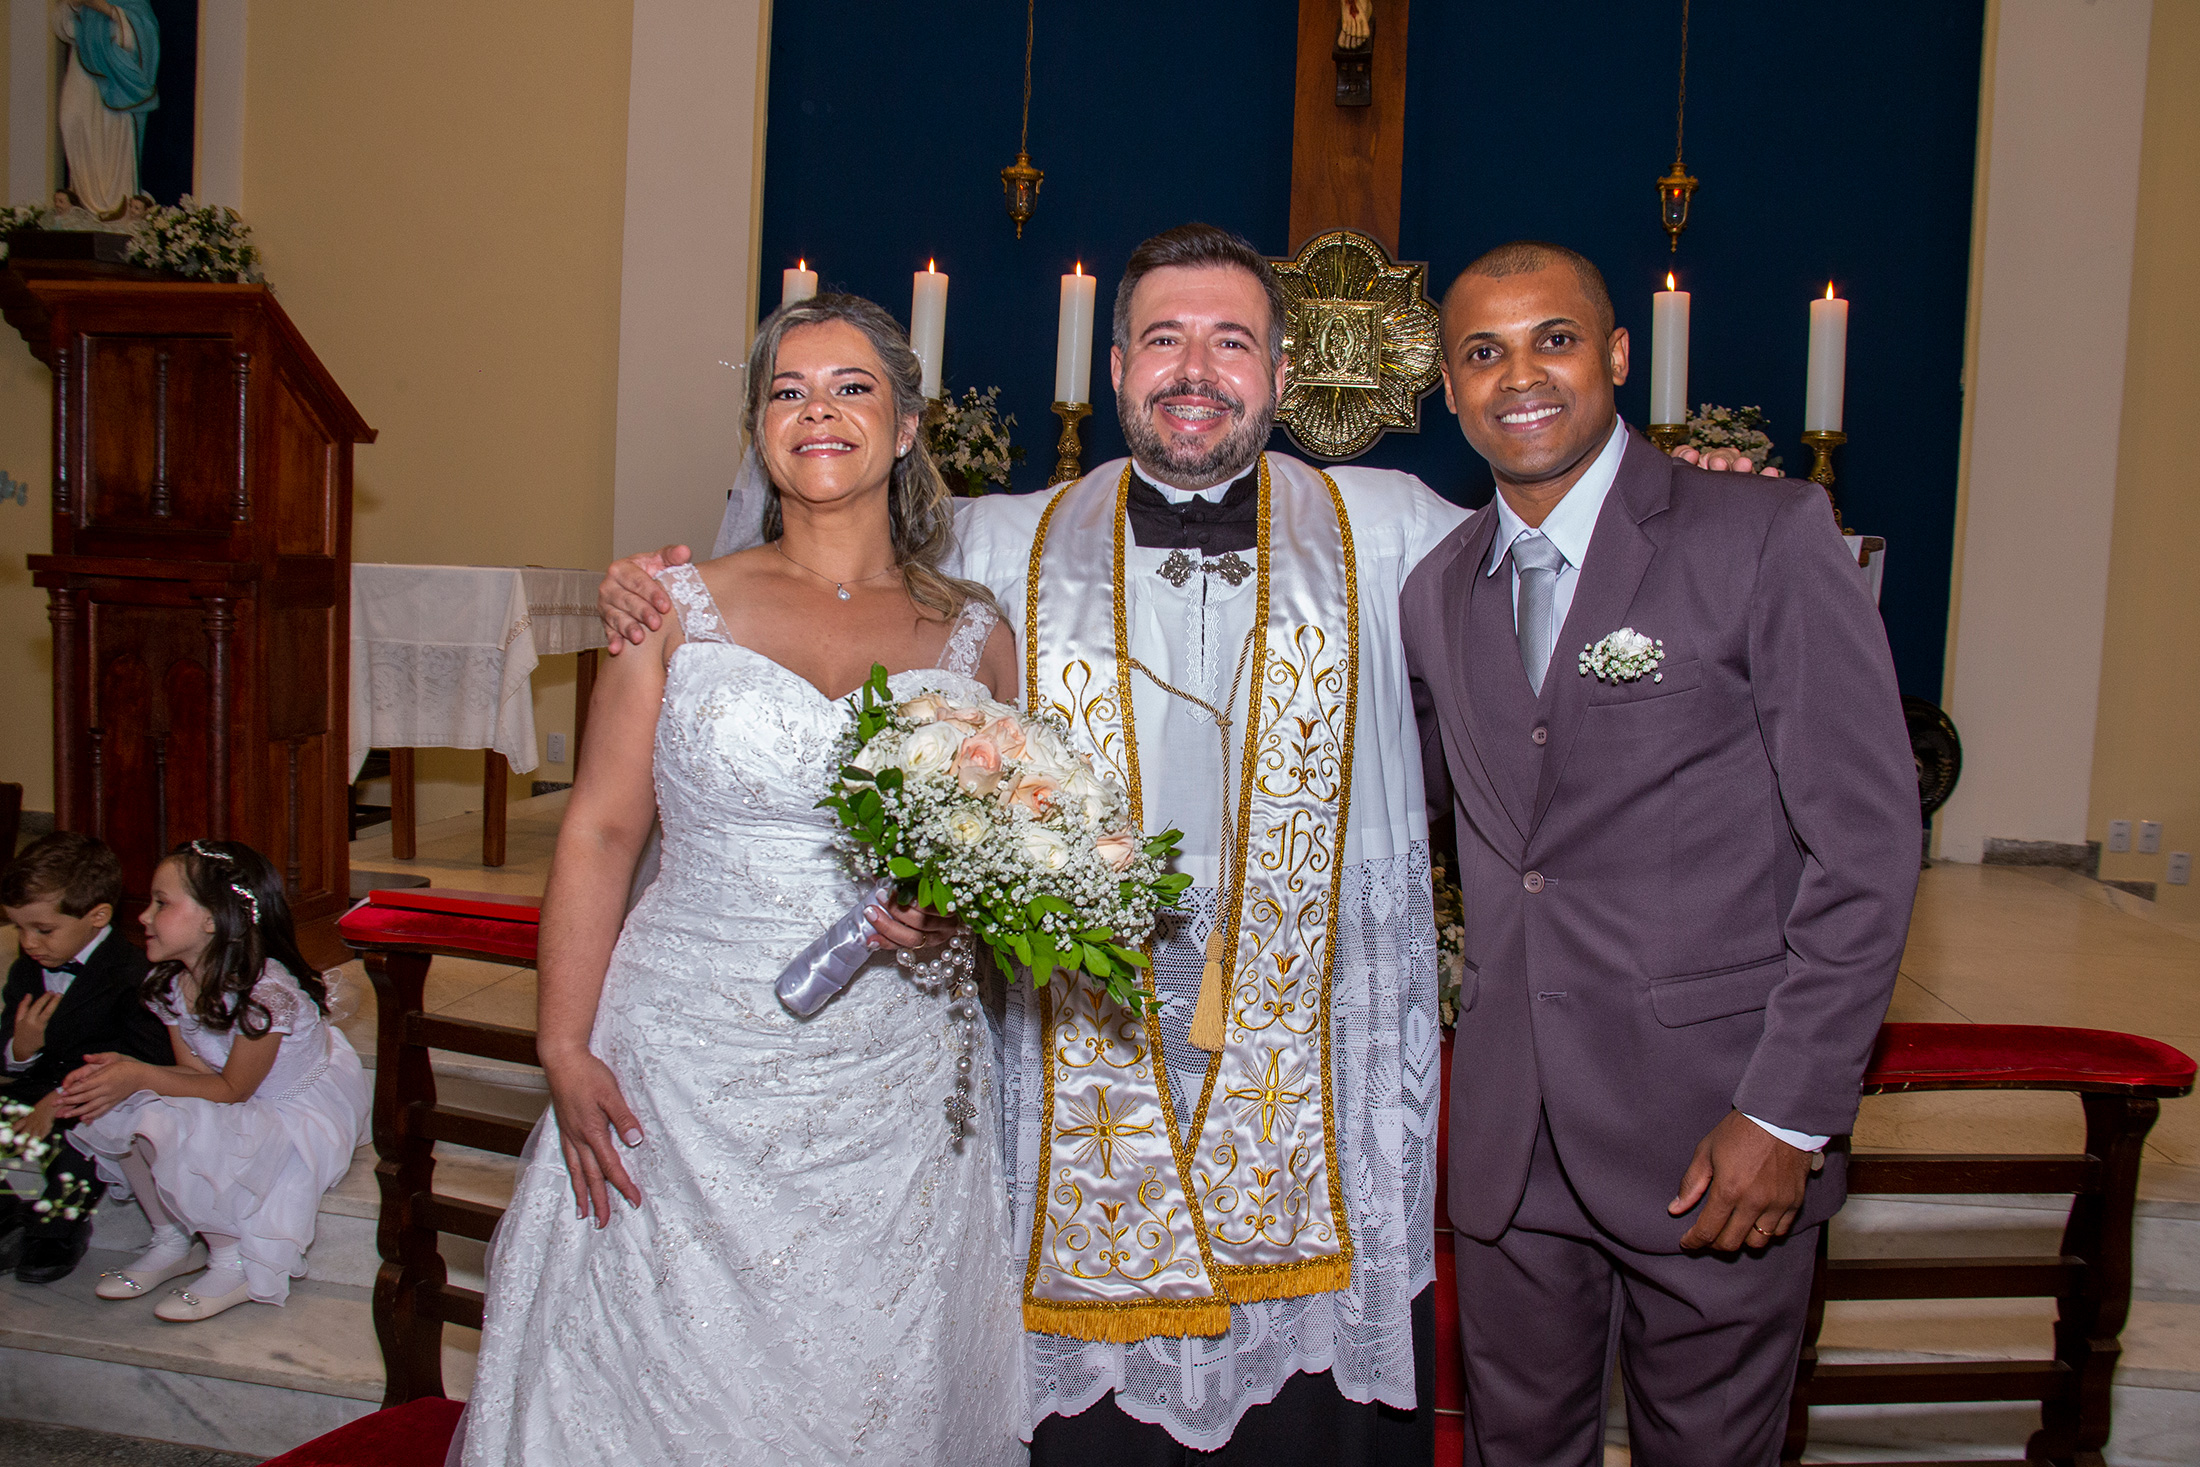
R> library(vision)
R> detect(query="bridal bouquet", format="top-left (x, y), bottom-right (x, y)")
top-left (775, 665), bottom-right (1190, 1016)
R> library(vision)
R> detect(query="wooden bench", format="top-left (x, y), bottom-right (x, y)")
top-left (329, 899), bottom-right (2193, 1467)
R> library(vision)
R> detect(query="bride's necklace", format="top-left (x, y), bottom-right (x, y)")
top-left (773, 541), bottom-right (901, 601)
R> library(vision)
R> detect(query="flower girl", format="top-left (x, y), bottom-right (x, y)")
top-left (57, 840), bottom-right (368, 1322)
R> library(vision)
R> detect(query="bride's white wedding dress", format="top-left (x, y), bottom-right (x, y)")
top-left (462, 566), bottom-right (1024, 1466)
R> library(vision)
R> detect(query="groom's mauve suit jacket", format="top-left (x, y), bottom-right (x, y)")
top-left (1403, 428), bottom-right (1920, 1253)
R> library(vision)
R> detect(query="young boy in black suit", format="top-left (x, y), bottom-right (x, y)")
top-left (1, 833), bottom-right (171, 1283)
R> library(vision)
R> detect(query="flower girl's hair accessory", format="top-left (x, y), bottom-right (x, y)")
top-left (188, 839), bottom-right (263, 924)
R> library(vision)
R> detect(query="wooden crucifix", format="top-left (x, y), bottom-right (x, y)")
top-left (1289, 0), bottom-right (1410, 256)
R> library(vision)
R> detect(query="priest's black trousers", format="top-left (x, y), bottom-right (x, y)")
top-left (1028, 1287), bottom-right (1435, 1466)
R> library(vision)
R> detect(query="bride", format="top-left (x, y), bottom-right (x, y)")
top-left (460, 295), bottom-right (1025, 1465)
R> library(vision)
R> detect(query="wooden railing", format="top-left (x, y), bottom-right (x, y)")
top-left (345, 900), bottom-right (2193, 1462)
top-left (340, 891), bottom-right (542, 1406)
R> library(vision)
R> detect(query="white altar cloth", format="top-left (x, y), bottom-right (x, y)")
top-left (348, 564), bottom-right (603, 781)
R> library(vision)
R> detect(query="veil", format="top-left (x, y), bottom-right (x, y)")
top-left (710, 445), bottom-right (772, 557)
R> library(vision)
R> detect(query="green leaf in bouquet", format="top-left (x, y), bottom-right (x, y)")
top-left (1030, 894), bottom-right (1074, 917)
top-left (1082, 944), bottom-right (1115, 978)
top-left (876, 766), bottom-right (903, 792)
top-left (1029, 942), bottom-right (1056, 986)
top-left (1011, 932), bottom-right (1034, 967)
top-left (1155, 873), bottom-right (1194, 902)
top-left (1111, 944), bottom-right (1150, 969)
top-left (1144, 829), bottom-right (1185, 858)
top-left (1058, 942), bottom-right (1085, 973)
top-left (887, 855), bottom-right (919, 879)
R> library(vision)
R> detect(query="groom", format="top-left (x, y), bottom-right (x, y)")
top-left (1403, 242), bottom-right (1918, 1465)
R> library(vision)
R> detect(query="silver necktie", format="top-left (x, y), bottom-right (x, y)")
top-left (1511, 532), bottom-right (1568, 695)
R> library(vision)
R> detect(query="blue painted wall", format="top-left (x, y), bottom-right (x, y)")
top-left (759, 2), bottom-right (1984, 699)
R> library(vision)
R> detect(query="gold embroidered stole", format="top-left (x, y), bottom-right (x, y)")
top-left (1020, 454), bottom-right (1359, 1342)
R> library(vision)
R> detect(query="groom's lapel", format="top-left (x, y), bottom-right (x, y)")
top-left (1441, 506), bottom-right (1531, 840)
top-left (1529, 433), bottom-right (1671, 835)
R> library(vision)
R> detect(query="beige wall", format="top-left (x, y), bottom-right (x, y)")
top-left (247, 2), bottom-right (632, 820)
top-left (0, 3), bottom-right (637, 825)
top-left (2089, 0), bottom-right (2200, 915)
top-left (1936, 0), bottom-right (2154, 863)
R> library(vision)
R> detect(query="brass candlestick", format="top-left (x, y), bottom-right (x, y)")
top-left (1802, 428), bottom-right (1848, 530)
top-left (1049, 402), bottom-right (1092, 485)
top-left (1645, 423), bottom-right (1690, 453)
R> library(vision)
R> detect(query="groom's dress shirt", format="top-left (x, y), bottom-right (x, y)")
top-left (1483, 420), bottom-right (1829, 1155)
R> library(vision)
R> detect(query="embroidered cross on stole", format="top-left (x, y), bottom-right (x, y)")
top-left (1020, 454), bottom-right (1359, 1341)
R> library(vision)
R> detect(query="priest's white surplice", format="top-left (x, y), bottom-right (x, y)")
top-left (951, 456), bottom-right (1467, 1449)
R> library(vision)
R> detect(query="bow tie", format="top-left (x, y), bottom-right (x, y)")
top-left (1125, 469), bottom-right (1258, 555)
top-left (48, 960), bottom-right (86, 976)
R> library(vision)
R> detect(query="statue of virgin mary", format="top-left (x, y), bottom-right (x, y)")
top-left (51, 0), bottom-right (161, 219)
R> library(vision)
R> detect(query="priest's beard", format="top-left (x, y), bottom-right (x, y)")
top-left (1120, 377), bottom-right (1276, 491)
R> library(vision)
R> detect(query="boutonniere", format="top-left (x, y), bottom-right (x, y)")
top-left (1579, 628), bottom-right (1666, 684)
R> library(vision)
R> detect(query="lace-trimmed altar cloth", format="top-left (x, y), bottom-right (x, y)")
top-left (952, 459), bottom-right (1470, 1449)
top-left (460, 567), bottom-right (1023, 1467)
top-left (347, 564), bottom-right (605, 780)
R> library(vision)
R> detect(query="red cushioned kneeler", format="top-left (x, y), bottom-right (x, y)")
top-left (259, 1396), bottom-right (462, 1467)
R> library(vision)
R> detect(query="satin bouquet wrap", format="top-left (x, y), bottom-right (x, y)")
top-left (776, 664), bottom-right (1190, 1016)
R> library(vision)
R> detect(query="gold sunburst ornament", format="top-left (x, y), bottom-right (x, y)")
top-left (1270, 230), bottom-right (1442, 461)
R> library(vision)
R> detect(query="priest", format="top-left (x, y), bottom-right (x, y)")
top-left (595, 223), bottom-right (1766, 1462)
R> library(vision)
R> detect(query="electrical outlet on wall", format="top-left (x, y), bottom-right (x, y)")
top-left (548, 733), bottom-right (567, 764)
top-left (2169, 852), bottom-right (2192, 887)
top-left (2108, 820), bottom-right (2132, 853)
top-left (2140, 821), bottom-right (2162, 855)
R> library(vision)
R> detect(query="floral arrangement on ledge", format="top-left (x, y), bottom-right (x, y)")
top-left (1685, 403), bottom-right (1782, 471)
top-left (926, 386), bottom-right (1022, 496)
top-left (0, 197), bottom-right (264, 284)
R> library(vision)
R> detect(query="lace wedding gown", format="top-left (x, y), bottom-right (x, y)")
top-left (462, 567), bottom-right (1024, 1466)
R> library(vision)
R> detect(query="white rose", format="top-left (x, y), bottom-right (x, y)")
top-left (848, 734), bottom-right (894, 775)
top-left (945, 808), bottom-right (993, 846)
top-left (1018, 825), bottom-right (1073, 872)
top-left (1060, 768), bottom-right (1113, 827)
top-left (896, 722), bottom-right (965, 778)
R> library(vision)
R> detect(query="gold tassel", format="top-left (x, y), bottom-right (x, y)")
top-left (1022, 1296), bottom-right (1235, 1341)
top-left (1213, 1252), bottom-right (1354, 1303)
top-left (1188, 925), bottom-right (1229, 1052)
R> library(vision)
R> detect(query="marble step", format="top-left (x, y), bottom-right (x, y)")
top-left (0, 1242), bottom-right (479, 1458)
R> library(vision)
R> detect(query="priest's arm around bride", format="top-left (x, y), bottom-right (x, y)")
top-left (457, 295), bottom-right (1027, 1467)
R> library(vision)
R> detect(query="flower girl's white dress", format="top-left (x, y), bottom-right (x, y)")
top-left (462, 566), bottom-right (1024, 1466)
top-left (72, 962), bottom-right (369, 1303)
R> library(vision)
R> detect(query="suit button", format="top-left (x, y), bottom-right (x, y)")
top-left (1523, 871), bottom-right (1545, 893)
top-left (1531, 726), bottom-right (1549, 746)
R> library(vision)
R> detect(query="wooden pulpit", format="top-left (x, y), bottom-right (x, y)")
top-left (6, 263), bottom-right (375, 929)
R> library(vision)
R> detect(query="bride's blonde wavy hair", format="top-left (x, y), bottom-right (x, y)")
top-left (744, 294), bottom-right (998, 623)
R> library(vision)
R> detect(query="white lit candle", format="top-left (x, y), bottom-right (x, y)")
top-left (1650, 272), bottom-right (1690, 426)
top-left (1805, 282), bottom-right (1849, 432)
top-left (1054, 262), bottom-right (1098, 405)
top-left (910, 259), bottom-right (948, 400)
top-left (781, 259), bottom-right (817, 306)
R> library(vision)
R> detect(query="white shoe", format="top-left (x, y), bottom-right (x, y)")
top-left (154, 1267), bottom-right (254, 1322)
top-left (94, 1246), bottom-right (199, 1300)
